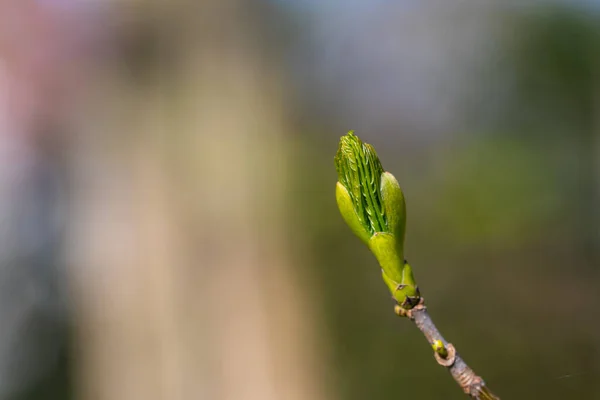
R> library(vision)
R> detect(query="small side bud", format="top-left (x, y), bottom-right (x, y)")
top-left (432, 340), bottom-right (449, 359)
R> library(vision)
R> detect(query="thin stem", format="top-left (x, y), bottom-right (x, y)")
top-left (395, 301), bottom-right (500, 400)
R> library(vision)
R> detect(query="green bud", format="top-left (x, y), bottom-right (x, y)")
top-left (432, 340), bottom-right (449, 359)
top-left (334, 131), bottom-right (386, 236)
top-left (335, 131), bottom-right (419, 309)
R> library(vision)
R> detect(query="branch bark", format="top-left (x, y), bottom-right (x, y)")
top-left (395, 300), bottom-right (500, 400)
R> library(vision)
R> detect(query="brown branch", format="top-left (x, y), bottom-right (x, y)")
top-left (395, 300), bottom-right (500, 400)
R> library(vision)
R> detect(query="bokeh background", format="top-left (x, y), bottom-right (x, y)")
top-left (0, 0), bottom-right (599, 399)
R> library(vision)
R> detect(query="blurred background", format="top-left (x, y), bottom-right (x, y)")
top-left (0, 0), bottom-right (599, 399)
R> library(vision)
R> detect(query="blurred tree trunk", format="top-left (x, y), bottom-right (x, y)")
top-left (65, 2), bottom-right (328, 400)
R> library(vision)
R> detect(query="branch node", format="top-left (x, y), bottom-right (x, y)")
top-left (457, 368), bottom-right (484, 397)
top-left (394, 297), bottom-right (425, 319)
top-left (434, 342), bottom-right (456, 367)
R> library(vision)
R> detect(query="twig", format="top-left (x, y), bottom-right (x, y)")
top-left (395, 299), bottom-right (500, 400)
